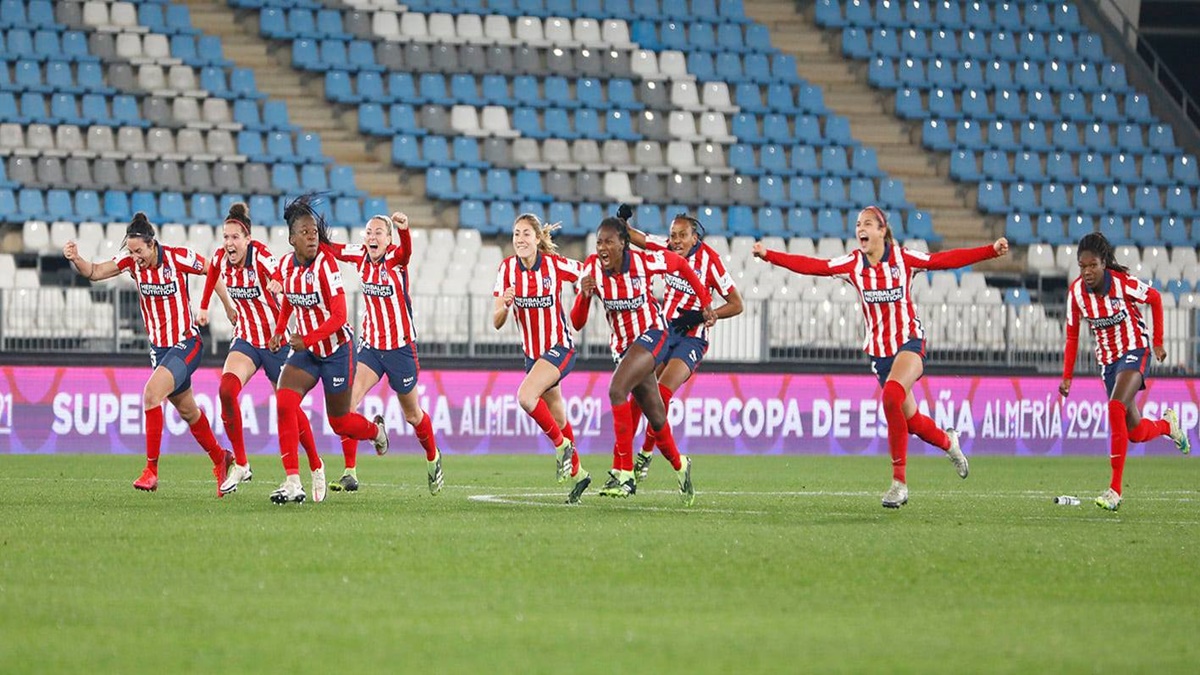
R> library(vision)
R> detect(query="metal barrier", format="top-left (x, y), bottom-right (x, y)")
top-left (2, 288), bottom-right (1197, 374)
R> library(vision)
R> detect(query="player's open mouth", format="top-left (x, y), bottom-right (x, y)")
top-left (858, 234), bottom-right (869, 246)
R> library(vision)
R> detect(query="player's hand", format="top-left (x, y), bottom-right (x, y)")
top-left (267, 279), bottom-right (282, 295)
top-left (702, 305), bottom-right (717, 327)
top-left (391, 211), bottom-right (409, 231)
top-left (288, 334), bottom-right (307, 351)
top-left (63, 240), bottom-right (78, 261)
top-left (752, 242), bottom-right (767, 259)
top-left (994, 237), bottom-right (1010, 257)
top-left (197, 308), bottom-right (209, 326)
top-left (1058, 378), bottom-right (1072, 397)
top-left (268, 334), bottom-right (285, 352)
top-left (579, 275), bottom-right (596, 297)
top-left (224, 305), bottom-right (238, 326)
top-left (1153, 345), bottom-right (1167, 362)
top-left (502, 287), bottom-right (516, 308)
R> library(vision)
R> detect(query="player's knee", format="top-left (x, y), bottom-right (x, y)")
top-left (881, 381), bottom-right (905, 414)
top-left (1108, 399), bottom-right (1127, 422)
top-left (328, 414), bottom-right (354, 436)
top-left (516, 391), bottom-right (540, 414)
top-left (218, 373), bottom-right (241, 410)
top-left (275, 387), bottom-right (301, 414)
top-left (403, 408), bottom-right (424, 426)
top-left (608, 383), bottom-right (629, 407)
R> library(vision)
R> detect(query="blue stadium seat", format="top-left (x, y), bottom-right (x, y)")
top-left (815, 207), bottom-right (845, 237)
top-left (1044, 152), bottom-right (1074, 184)
top-left (759, 175), bottom-right (787, 205)
top-left (1072, 183), bottom-right (1102, 216)
top-left (1160, 216), bottom-right (1191, 246)
top-left (1103, 184), bottom-right (1133, 216)
top-left (1066, 214), bottom-right (1094, 242)
top-left (814, 0), bottom-right (845, 28)
top-left (159, 192), bottom-right (187, 223)
top-left (103, 191), bottom-right (130, 221)
top-left (1148, 124), bottom-right (1176, 152)
top-left (759, 144), bottom-right (787, 175)
top-left (271, 164), bottom-right (299, 193)
top-left (1124, 93), bottom-right (1153, 124)
top-left (332, 196), bottom-right (362, 228)
top-left (788, 176), bottom-right (816, 204)
top-left (785, 207), bottom-right (815, 236)
top-left (459, 199), bottom-right (487, 229)
top-left (1009, 182), bottom-right (1037, 213)
top-left (1134, 185), bottom-right (1167, 218)
top-left (790, 146), bottom-right (818, 176)
top-left (977, 181), bottom-right (1005, 213)
top-left (878, 178), bottom-right (908, 209)
top-left (758, 206), bottom-right (785, 236)
top-left (330, 166), bottom-right (363, 198)
top-left (893, 87), bottom-right (923, 119)
top-left (1041, 184), bottom-right (1070, 216)
top-left (1173, 154), bottom-right (1200, 187)
top-left (131, 191), bottom-right (160, 223)
top-left (952, 149), bottom-right (984, 181)
top-left (1005, 213), bottom-right (1035, 244)
top-left (904, 210), bottom-right (938, 240)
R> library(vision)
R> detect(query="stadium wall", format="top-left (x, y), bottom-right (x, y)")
top-left (2, 365), bottom-right (1196, 456)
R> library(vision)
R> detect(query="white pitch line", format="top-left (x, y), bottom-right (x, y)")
top-left (467, 493), bottom-right (769, 515)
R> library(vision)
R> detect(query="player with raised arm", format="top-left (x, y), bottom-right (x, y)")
top-left (1059, 232), bottom-right (1190, 511)
top-left (618, 206), bottom-right (743, 483)
top-left (493, 213), bottom-right (591, 503)
top-left (322, 212), bottom-right (444, 495)
top-left (754, 206), bottom-right (1007, 508)
top-left (267, 195), bottom-right (388, 505)
top-left (62, 213), bottom-right (233, 496)
top-left (571, 216), bottom-right (716, 505)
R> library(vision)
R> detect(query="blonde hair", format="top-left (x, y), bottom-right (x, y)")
top-left (515, 213), bottom-right (560, 254)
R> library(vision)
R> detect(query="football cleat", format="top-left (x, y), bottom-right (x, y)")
top-left (372, 415), bottom-right (389, 456)
top-left (597, 470), bottom-right (636, 498)
top-left (945, 429), bottom-right (969, 479)
top-left (554, 439), bottom-right (575, 483)
top-left (328, 471), bottom-right (359, 492)
top-left (634, 451), bottom-right (653, 483)
top-left (269, 479), bottom-right (306, 505)
top-left (311, 466), bottom-right (326, 503)
top-left (427, 453), bottom-right (444, 496)
top-left (565, 470), bottom-right (592, 504)
top-left (1095, 488), bottom-right (1122, 512)
top-left (676, 455), bottom-right (694, 507)
top-left (1164, 408), bottom-right (1190, 455)
top-left (220, 462), bottom-right (253, 495)
top-left (882, 480), bottom-right (908, 509)
top-left (133, 468), bottom-right (158, 492)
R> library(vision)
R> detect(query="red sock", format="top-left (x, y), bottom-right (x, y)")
top-left (1109, 400), bottom-right (1128, 495)
top-left (644, 383), bottom-right (673, 454)
top-left (1128, 418), bottom-right (1169, 443)
top-left (882, 381), bottom-right (908, 483)
top-left (905, 411), bottom-right (949, 451)
top-left (295, 408), bottom-right (321, 471)
top-left (330, 412), bottom-right (378, 440)
top-left (276, 388), bottom-right (301, 475)
top-left (341, 436), bottom-right (357, 470)
top-left (413, 412), bottom-right (438, 461)
top-left (529, 399), bottom-right (564, 447)
top-left (652, 420), bottom-right (683, 471)
top-left (612, 401), bottom-right (634, 471)
top-left (189, 411), bottom-right (226, 465)
top-left (144, 405), bottom-right (163, 473)
top-left (219, 373), bottom-right (246, 465)
top-left (562, 422), bottom-right (580, 475)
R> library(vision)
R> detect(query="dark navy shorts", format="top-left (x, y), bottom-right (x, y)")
top-left (231, 337), bottom-right (287, 385)
top-left (1102, 348), bottom-right (1150, 398)
top-left (358, 342), bottom-right (420, 395)
top-left (869, 338), bottom-right (926, 388)
top-left (524, 344), bottom-right (577, 384)
top-left (285, 340), bottom-right (355, 394)
top-left (664, 327), bottom-right (708, 374)
top-left (620, 328), bottom-right (669, 366)
top-left (150, 336), bottom-right (203, 398)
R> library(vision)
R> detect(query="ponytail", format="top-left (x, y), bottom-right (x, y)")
top-left (1077, 232), bottom-right (1128, 273)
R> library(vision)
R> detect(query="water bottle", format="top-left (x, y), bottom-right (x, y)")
top-left (1053, 496), bottom-right (1081, 505)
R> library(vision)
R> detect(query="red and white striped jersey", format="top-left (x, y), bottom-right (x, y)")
top-left (582, 249), bottom-right (669, 358)
top-left (644, 236), bottom-right (734, 340)
top-left (115, 244), bottom-right (205, 348)
top-left (278, 248), bottom-right (353, 358)
top-left (326, 236), bottom-right (415, 350)
top-left (202, 241), bottom-right (282, 348)
top-left (494, 252), bottom-right (581, 359)
top-left (763, 243), bottom-right (998, 358)
top-left (1066, 270), bottom-right (1152, 366)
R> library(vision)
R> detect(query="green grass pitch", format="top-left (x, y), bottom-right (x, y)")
top-left (1, 454), bottom-right (1197, 674)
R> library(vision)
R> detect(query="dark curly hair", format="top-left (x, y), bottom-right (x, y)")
top-left (283, 193), bottom-right (331, 246)
top-left (598, 216), bottom-right (630, 254)
top-left (1077, 231), bottom-right (1128, 273)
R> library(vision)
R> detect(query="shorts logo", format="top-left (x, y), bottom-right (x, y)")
top-left (1125, 353), bottom-right (1138, 363)
top-left (547, 349), bottom-right (560, 357)
top-left (689, 349), bottom-right (698, 362)
top-left (402, 376), bottom-right (415, 386)
top-left (332, 376), bottom-right (346, 387)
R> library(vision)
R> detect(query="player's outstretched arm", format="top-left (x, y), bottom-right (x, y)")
top-left (62, 241), bottom-right (121, 282)
top-left (751, 242), bottom-right (844, 277)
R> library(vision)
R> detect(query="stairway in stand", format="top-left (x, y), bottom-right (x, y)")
top-left (178, 0), bottom-right (442, 227)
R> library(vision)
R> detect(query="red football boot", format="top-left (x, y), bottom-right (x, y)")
top-left (133, 468), bottom-right (158, 492)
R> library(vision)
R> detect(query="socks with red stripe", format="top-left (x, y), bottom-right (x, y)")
top-left (330, 412), bottom-right (378, 441)
top-left (413, 412), bottom-right (438, 461)
top-left (905, 411), bottom-right (950, 451)
top-left (218, 373), bottom-right (246, 466)
top-left (340, 436), bottom-right (357, 470)
top-left (612, 401), bottom-right (634, 471)
top-left (189, 411), bottom-right (226, 466)
top-left (1128, 417), bottom-right (1169, 443)
top-left (295, 408), bottom-right (321, 471)
top-left (276, 388), bottom-right (301, 475)
top-left (652, 420), bottom-right (683, 471)
top-left (881, 381), bottom-right (908, 484)
top-left (144, 405), bottom-right (163, 473)
top-left (1108, 400), bottom-right (1129, 495)
top-left (643, 383), bottom-right (674, 454)
top-left (529, 399), bottom-right (565, 447)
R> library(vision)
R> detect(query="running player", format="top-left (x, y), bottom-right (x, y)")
top-left (753, 206), bottom-right (1007, 508)
top-left (62, 212), bottom-right (233, 496)
top-left (619, 207), bottom-right (743, 482)
top-left (493, 213), bottom-right (591, 504)
top-left (197, 202), bottom-right (323, 495)
top-left (1059, 232), bottom-right (1190, 511)
top-left (322, 212), bottom-right (443, 495)
top-left (267, 195), bottom-right (388, 505)
top-left (570, 216), bottom-right (715, 505)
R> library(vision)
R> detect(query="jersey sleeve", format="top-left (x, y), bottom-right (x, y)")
top-left (643, 234), bottom-right (669, 252)
top-left (1062, 283), bottom-right (1082, 380)
top-left (171, 246), bottom-right (206, 275)
top-left (762, 249), bottom-right (856, 281)
top-left (331, 243), bottom-right (366, 265)
top-left (1120, 273), bottom-right (1152, 302)
top-left (706, 251), bottom-right (735, 295)
top-left (553, 255), bottom-right (582, 282)
top-left (320, 254), bottom-right (345, 298)
top-left (902, 244), bottom-right (996, 272)
top-left (256, 244), bottom-right (281, 283)
top-left (493, 259), bottom-right (509, 297)
top-left (642, 250), bottom-right (670, 275)
top-left (114, 251), bottom-right (135, 277)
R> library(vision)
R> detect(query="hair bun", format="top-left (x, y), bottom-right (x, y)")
top-left (228, 202), bottom-right (249, 220)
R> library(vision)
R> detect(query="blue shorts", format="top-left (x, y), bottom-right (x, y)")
top-left (524, 344), bottom-right (577, 384)
top-left (664, 328), bottom-right (708, 374)
top-left (358, 342), bottom-right (420, 395)
top-left (284, 340), bottom-right (355, 394)
top-left (231, 337), bottom-right (287, 385)
top-left (150, 336), bottom-right (204, 398)
top-left (869, 338), bottom-right (926, 388)
top-left (620, 328), bottom-right (669, 365)
top-left (1102, 348), bottom-right (1150, 398)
